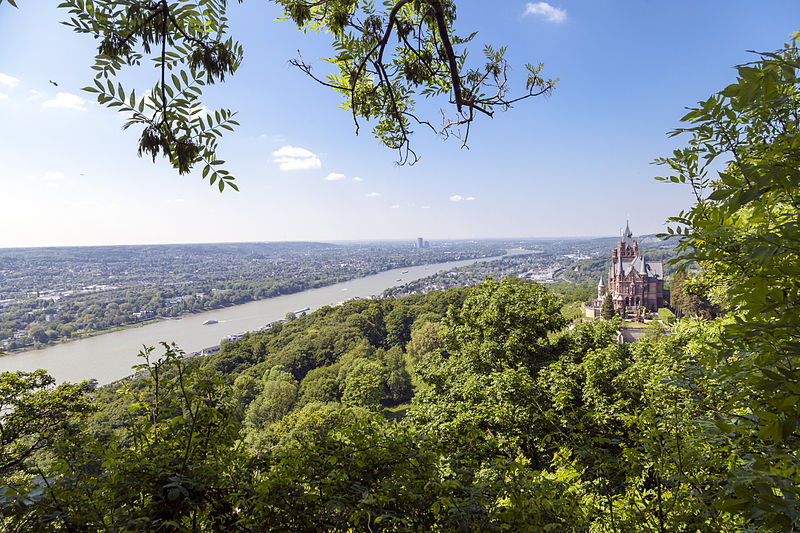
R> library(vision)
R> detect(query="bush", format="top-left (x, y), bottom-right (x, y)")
top-left (657, 307), bottom-right (676, 325)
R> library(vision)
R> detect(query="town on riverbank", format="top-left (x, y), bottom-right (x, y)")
top-left (1, 234), bottom-right (675, 356)
top-left (0, 240), bottom-right (504, 353)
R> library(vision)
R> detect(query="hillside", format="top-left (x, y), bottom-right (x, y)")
top-left (5, 275), bottom-right (780, 531)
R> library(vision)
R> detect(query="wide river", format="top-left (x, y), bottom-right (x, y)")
top-left (0, 254), bottom-right (514, 384)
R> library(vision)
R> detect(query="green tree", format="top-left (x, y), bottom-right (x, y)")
top-left (27, 325), bottom-right (48, 344)
top-left (384, 306), bottom-right (414, 348)
top-left (442, 277), bottom-right (565, 373)
top-left (297, 365), bottom-right (340, 406)
top-left (269, 402), bottom-right (373, 447)
top-left (600, 293), bottom-right (615, 319)
top-left (642, 318), bottom-right (666, 340)
top-left (383, 346), bottom-right (412, 404)
top-left (341, 359), bottom-right (386, 410)
top-left (657, 35), bottom-right (800, 529)
top-left (243, 417), bottom-right (585, 531)
top-left (669, 270), bottom-right (719, 319)
top-left (657, 306), bottom-right (676, 325)
top-left (410, 277), bottom-right (567, 460)
top-left (0, 370), bottom-right (92, 480)
top-left (2, 344), bottom-right (248, 531)
top-left (538, 318), bottom-right (735, 531)
top-left (245, 379), bottom-right (297, 428)
top-left (405, 319), bottom-right (445, 367)
top-left (232, 373), bottom-right (260, 405)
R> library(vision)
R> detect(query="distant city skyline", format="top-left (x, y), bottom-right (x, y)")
top-left (2, 2), bottom-right (799, 247)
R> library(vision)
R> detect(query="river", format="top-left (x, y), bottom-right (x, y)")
top-left (0, 254), bottom-right (516, 384)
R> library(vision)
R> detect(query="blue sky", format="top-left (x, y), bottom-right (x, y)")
top-left (1, 1), bottom-right (799, 247)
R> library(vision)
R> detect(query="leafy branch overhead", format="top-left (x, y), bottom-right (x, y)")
top-left (1, 0), bottom-right (554, 188)
top-left (279, 0), bottom-right (556, 164)
top-left (54, 0), bottom-right (244, 192)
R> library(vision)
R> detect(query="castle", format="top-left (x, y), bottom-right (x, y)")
top-left (593, 222), bottom-right (666, 313)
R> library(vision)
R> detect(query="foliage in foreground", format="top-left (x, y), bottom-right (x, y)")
top-left (0, 276), bottom-right (790, 531)
top-left (3, 34), bottom-right (800, 533)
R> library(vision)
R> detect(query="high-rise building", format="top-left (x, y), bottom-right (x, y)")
top-left (416, 237), bottom-right (424, 249)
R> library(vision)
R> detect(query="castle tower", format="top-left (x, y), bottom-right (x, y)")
top-left (597, 276), bottom-right (605, 299)
top-left (605, 222), bottom-right (666, 312)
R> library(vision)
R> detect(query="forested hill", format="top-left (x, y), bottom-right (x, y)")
top-left (7, 274), bottom-right (790, 530)
top-left (91, 285), bottom-right (472, 438)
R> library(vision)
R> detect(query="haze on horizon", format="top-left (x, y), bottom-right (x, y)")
top-left (2, 1), bottom-right (799, 247)
top-left (0, 233), bottom-right (629, 251)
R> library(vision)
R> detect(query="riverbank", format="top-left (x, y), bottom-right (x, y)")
top-left (1, 253), bottom-right (505, 356)
top-left (2, 317), bottom-right (167, 356)
top-left (0, 255), bottom-right (506, 384)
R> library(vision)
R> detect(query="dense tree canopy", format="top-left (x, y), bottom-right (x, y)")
top-left (656, 34), bottom-right (800, 528)
top-left (3, 10), bottom-right (800, 532)
top-left (0, 0), bottom-right (554, 189)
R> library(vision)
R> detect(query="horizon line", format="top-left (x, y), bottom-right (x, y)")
top-left (0, 233), bottom-right (669, 251)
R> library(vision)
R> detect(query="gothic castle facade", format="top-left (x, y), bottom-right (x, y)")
top-left (594, 223), bottom-right (666, 312)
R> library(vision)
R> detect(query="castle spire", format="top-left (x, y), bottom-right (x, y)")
top-left (621, 220), bottom-right (635, 251)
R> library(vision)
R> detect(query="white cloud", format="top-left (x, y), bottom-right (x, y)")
top-left (271, 145), bottom-right (322, 171)
top-left (28, 89), bottom-right (45, 100)
top-left (43, 171), bottom-right (65, 181)
top-left (324, 172), bottom-right (346, 181)
top-left (391, 204), bottom-right (400, 209)
top-left (26, 170), bottom-right (65, 182)
top-left (450, 194), bottom-right (477, 202)
top-left (421, 205), bottom-right (431, 209)
top-left (366, 192), bottom-right (381, 197)
top-left (42, 92), bottom-right (87, 111)
top-left (259, 133), bottom-right (286, 144)
top-left (352, 176), bottom-right (363, 182)
top-left (523, 2), bottom-right (566, 23)
top-left (0, 73), bottom-right (20, 88)
top-left (0, 92), bottom-right (7, 99)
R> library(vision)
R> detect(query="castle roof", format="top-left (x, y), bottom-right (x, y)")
top-left (621, 220), bottom-right (635, 249)
top-left (614, 255), bottom-right (663, 280)
top-left (598, 276), bottom-right (604, 287)
top-left (610, 223), bottom-right (663, 281)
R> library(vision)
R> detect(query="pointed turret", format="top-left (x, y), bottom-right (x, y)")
top-left (621, 220), bottom-right (635, 251)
